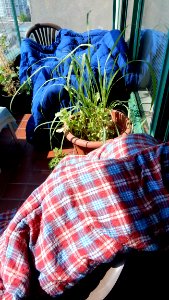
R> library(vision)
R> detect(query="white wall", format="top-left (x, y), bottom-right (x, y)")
top-left (30, 0), bottom-right (113, 32)
top-left (142, 0), bottom-right (169, 33)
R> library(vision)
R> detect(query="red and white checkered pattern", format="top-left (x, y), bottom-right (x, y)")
top-left (0, 209), bottom-right (17, 236)
top-left (0, 133), bottom-right (169, 299)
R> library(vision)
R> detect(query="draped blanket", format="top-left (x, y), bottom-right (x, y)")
top-left (1, 133), bottom-right (169, 299)
top-left (19, 29), bottom-right (136, 143)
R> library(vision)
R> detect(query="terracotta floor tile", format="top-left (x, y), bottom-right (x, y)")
top-left (0, 113), bottom-right (74, 213)
top-left (17, 119), bottom-right (28, 129)
top-left (19, 169), bottom-right (50, 185)
top-left (0, 200), bottom-right (24, 213)
top-left (15, 139), bottom-right (27, 148)
top-left (15, 116), bottom-right (25, 124)
top-left (22, 184), bottom-right (39, 200)
top-left (31, 170), bottom-right (50, 183)
top-left (1, 183), bottom-right (26, 200)
top-left (0, 146), bottom-right (22, 172)
top-left (0, 128), bottom-right (13, 140)
top-left (22, 114), bottom-right (31, 122)
top-left (15, 128), bottom-right (26, 139)
top-left (16, 114), bottom-right (31, 124)
top-left (47, 150), bottom-right (55, 158)
top-left (32, 158), bottom-right (50, 171)
top-left (0, 171), bottom-right (9, 197)
top-left (10, 169), bottom-right (32, 184)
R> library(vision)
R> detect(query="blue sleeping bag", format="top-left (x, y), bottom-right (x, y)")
top-left (19, 28), bottom-right (136, 145)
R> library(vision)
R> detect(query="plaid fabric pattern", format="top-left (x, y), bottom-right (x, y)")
top-left (0, 133), bottom-right (169, 299)
top-left (0, 208), bottom-right (17, 236)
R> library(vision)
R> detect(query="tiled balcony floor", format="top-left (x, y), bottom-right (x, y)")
top-left (0, 113), bottom-right (73, 213)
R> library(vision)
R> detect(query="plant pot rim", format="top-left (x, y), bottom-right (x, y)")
top-left (65, 109), bottom-right (132, 149)
top-left (65, 132), bottom-right (103, 149)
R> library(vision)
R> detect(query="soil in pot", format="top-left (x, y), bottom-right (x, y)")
top-left (65, 110), bottom-right (132, 155)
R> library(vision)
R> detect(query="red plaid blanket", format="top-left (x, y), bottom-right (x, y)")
top-left (0, 209), bottom-right (17, 236)
top-left (0, 133), bottom-right (169, 299)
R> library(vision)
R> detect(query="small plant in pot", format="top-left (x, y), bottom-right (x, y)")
top-left (28, 31), bottom-right (155, 169)
top-left (49, 44), bottom-right (156, 158)
top-left (48, 50), bottom-right (132, 169)
top-left (0, 35), bottom-right (19, 100)
top-left (0, 61), bottom-right (32, 113)
top-left (0, 35), bottom-right (32, 113)
top-left (0, 62), bottom-right (20, 97)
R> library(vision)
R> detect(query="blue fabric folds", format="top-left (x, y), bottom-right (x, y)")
top-left (19, 28), bottom-right (136, 143)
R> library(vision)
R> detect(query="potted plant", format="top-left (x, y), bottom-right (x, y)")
top-left (48, 35), bottom-right (156, 159)
top-left (0, 60), bottom-right (32, 113)
top-left (16, 26), bottom-right (155, 168)
top-left (48, 50), bottom-right (132, 164)
top-left (0, 62), bottom-right (20, 96)
top-left (64, 110), bottom-right (132, 155)
top-left (0, 35), bottom-right (32, 114)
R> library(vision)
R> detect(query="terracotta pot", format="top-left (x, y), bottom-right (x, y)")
top-left (65, 110), bottom-right (132, 155)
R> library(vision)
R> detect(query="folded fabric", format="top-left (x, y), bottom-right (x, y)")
top-left (0, 133), bottom-right (169, 299)
top-left (137, 29), bottom-right (168, 89)
top-left (0, 208), bottom-right (17, 235)
top-left (19, 28), bottom-right (136, 143)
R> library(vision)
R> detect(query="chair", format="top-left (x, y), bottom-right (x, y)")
top-left (0, 106), bottom-right (18, 142)
top-left (26, 23), bottom-right (62, 45)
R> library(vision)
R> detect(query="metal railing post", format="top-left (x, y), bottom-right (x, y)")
top-left (129, 0), bottom-right (145, 60)
top-left (120, 0), bottom-right (128, 32)
top-left (10, 0), bottom-right (21, 46)
top-left (150, 32), bottom-right (169, 140)
top-left (112, 0), bottom-right (116, 29)
top-left (112, 0), bottom-right (121, 30)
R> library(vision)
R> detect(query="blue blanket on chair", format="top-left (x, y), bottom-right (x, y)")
top-left (19, 28), bottom-right (136, 144)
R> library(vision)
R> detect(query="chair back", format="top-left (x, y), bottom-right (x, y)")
top-left (26, 23), bottom-right (61, 45)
